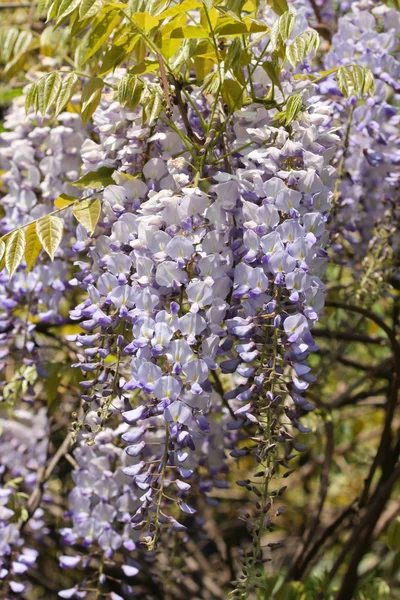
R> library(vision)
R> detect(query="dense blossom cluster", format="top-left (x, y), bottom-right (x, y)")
top-left (323, 2), bottom-right (400, 259)
top-left (0, 408), bottom-right (48, 595)
top-left (0, 0), bottom-right (398, 597)
top-left (0, 107), bottom-right (86, 390)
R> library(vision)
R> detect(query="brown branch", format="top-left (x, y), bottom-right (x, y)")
top-left (325, 301), bottom-right (400, 372)
top-left (312, 328), bottom-right (386, 345)
top-left (335, 461), bottom-right (400, 600)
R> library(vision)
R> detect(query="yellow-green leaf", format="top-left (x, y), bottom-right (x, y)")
top-left (36, 215), bottom-right (63, 261)
top-left (0, 240), bottom-right (5, 263)
top-left (56, 0), bottom-right (80, 23)
top-left (72, 166), bottom-right (115, 190)
top-left (25, 82), bottom-right (38, 114)
top-left (143, 93), bottom-right (162, 126)
top-left (6, 229), bottom-right (26, 278)
top-left (55, 72), bottom-right (78, 116)
top-left (79, 0), bottom-right (104, 20)
top-left (216, 18), bottom-right (267, 36)
top-left (131, 11), bottom-right (160, 32)
top-left (54, 193), bottom-right (77, 209)
top-left (73, 198), bottom-right (101, 234)
top-left (222, 78), bottom-right (244, 110)
top-left (157, 0), bottom-right (200, 20)
top-left (266, 0), bottom-right (288, 15)
top-left (80, 77), bottom-right (104, 125)
top-left (84, 10), bottom-right (120, 62)
top-left (271, 11), bottom-right (294, 47)
top-left (170, 26), bottom-right (209, 39)
top-left (24, 222), bottom-right (43, 272)
top-left (118, 74), bottom-right (144, 109)
top-left (286, 29), bottom-right (319, 68)
top-left (43, 71), bottom-right (62, 114)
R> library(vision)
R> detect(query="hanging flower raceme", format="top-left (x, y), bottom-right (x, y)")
top-left (0, 408), bottom-right (48, 595)
top-left (0, 1), bottom-right (379, 597)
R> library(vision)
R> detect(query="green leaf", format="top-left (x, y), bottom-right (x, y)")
top-left (215, 18), bottom-right (267, 36)
top-left (80, 77), bottom-right (104, 125)
top-left (79, 0), bottom-right (104, 20)
top-left (25, 82), bottom-right (38, 114)
top-left (363, 68), bottom-right (375, 96)
top-left (118, 74), bottom-right (144, 109)
top-left (0, 240), bottom-right (5, 263)
top-left (73, 198), bottom-right (101, 234)
top-left (42, 71), bottom-right (62, 114)
top-left (262, 60), bottom-right (283, 92)
top-left (143, 92), bottom-right (162, 126)
top-left (286, 29), bottom-right (319, 68)
top-left (6, 229), bottom-right (26, 278)
top-left (84, 10), bottom-right (120, 62)
top-left (266, 0), bottom-right (288, 15)
top-left (274, 93), bottom-right (302, 125)
top-left (271, 11), bottom-right (294, 47)
top-left (54, 193), bottom-right (77, 209)
top-left (170, 26), bottom-right (209, 39)
top-left (24, 222), bottom-right (43, 272)
top-left (221, 78), bottom-right (244, 109)
top-left (36, 215), bottom-right (64, 261)
top-left (72, 166), bottom-right (115, 190)
top-left (55, 72), bottom-right (78, 116)
top-left (56, 0), bottom-right (80, 23)
top-left (131, 11), bottom-right (160, 32)
top-left (157, 0), bottom-right (200, 20)
top-left (284, 93), bottom-right (302, 124)
top-left (99, 43), bottom-right (131, 76)
top-left (3, 31), bottom-right (34, 80)
top-left (336, 66), bottom-right (355, 97)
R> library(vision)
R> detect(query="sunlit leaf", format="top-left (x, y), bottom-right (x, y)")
top-left (42, 71), bottom-right (62, 114)
top-left (118, 74), bottom-right (144, 109)
top-left (6, 229), bottom-right (26, 278)
top-left (271, 11), bottom-right (294, 47)
top-left (36, 215), bottom-right (64, 261)
top-left (80, 77), bottom-right (104, 124)
top-left (0, 240), bottom-right (5, 263)
top-left (56, 0), bottom-right (80, 23)
top-left (55, 72), bottom-right (78, 116)
top-left (54, 193), bottom-right (77, 209)
top-left (79, 0), bottom-right (104, 19)
top-left (72, 166), bottom-right (115, 190)
top-left (131, 11), bottom-right (160, 32)
top-left (73, 198), bottom-right (101, 234)
top-left (222, 78), bottom-right (244, 110)
top-left (283, 93), bottom-right (302, 124)
top-left (143, 92), bottom-right (162, 126)
top-left (170, 26), bottom-right (209, 39)
top-left (157, 0), bottom-right (200, 20)
top-left (286, 29), bottom-right (319, 67)
top-left (24, 222), bottom-right (43, 272)
top-left (84, 10), bottom-right (120, 62)
top-left (266, 0), bottom-right (288, 15)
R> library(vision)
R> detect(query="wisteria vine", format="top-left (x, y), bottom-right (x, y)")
top-left (0, 0), bottom-right (398, 599)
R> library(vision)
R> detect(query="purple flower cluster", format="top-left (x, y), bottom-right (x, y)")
top-left (60, 66), bottom-right (339, 599)
top-left (0, 408), bottom-right (48, 595)
top-left (323, 2), bottom-right (400, 260)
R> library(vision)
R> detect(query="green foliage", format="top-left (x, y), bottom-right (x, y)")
top-left (1, 1), bottom-right (375, 280)
top-left (388, 517), bottom-right (400, 552)
top-left (36, 214), bottom-right (64, 261)
top-left (72, 198), bottom-right (101, 234)
top-left (336, 65), bottom-right (375, 98)
top-left (286, 29), bottom-right (319, 67)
